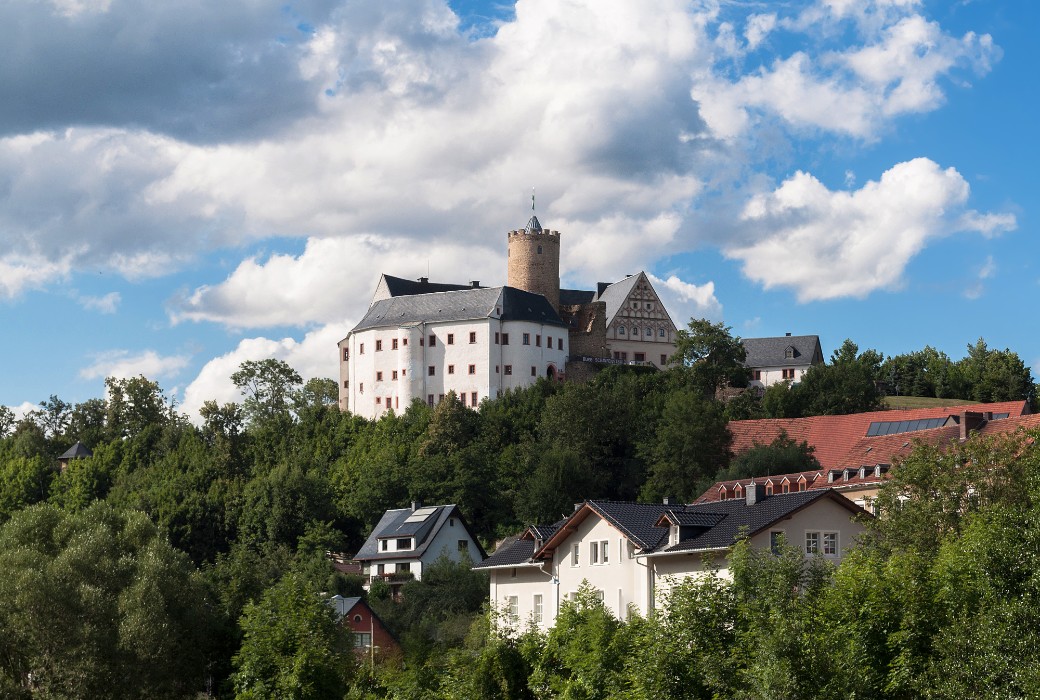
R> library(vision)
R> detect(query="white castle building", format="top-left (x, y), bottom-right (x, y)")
top-left (339, 215), bottom-right (679, 418)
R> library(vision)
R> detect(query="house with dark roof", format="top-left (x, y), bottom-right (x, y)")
top-left (742, 333), bottom-right (824, 389)
top-left (337, 215), bottom-right (680, 417)
top-left (354, 503), bottom-right (486, 598)
top-left (329, 595), bottom-right (400, 661)
top-left (57, 441), bottom-right (93, 472)
top-left (475, 489), bottom-right (867, 631)
top-left (707, 403), bottom-right (1040, 512)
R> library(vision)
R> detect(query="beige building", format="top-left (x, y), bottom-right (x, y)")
top-left (338, 214), bottom-right (680, 416)
top-left (475, 488), bottom-right (868, 632)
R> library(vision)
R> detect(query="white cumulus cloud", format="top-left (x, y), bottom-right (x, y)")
top-left (724, 157), bottom-right (1016, 302)
top-left (79, 349), bottom-right (190, 381)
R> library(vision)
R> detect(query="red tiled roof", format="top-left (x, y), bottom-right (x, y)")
top-left (701, 408), bottom-right (1040, 503)
top-left (728, 400), bottom-right (1029, 469)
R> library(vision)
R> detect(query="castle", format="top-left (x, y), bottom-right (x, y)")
top-left (338, 215), bottom-right (678, 418)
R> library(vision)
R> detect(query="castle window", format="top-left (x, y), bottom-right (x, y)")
top-left (469, 332), bottom-right (477, 344)
top-left (634, 352), bottom-right (645, 362)
top-left (428, 366), bottom-right (435, 376)
top-left (504, 365), bottom-right (512, 375)
top-left (558, 338), bottom-right (563, 350)
top-left (618, 326), bottom-right (626, 335)
top-left (659, 328), bottom-right (665, 337)
top-left (403, 338), bottom-right (408, 346)
top-left (661, 354), bottom-right (667, 365)
top-left (428, 394), bottom-right (434, 406)
top-left (376, 340), bottom-right (382, 351)
top-left (502, 333), bottom-right (509, 345)
top-left (645, 328), bottom-right (652, 337)
top-left (359, 343), bottom-right (364, 354)
top-left (523, 333), bottom-right (530, 345)
top-left (439, 394), bottom-right (444, 402)
top-left (647, 303), bottom-right (653, 310)
top-left (376, 371), bottom-right (383, 381)
top-left (448, 365), bottom-right (455, 375)
top-left (343, 380), bottom-right (348, 388)
top-left (392, 370), bottom-right (398, 380)
top-left (531, 366), bottom-right (536, 376)
top-left (535, 335), bottom-right (541, 347)
top-left (420, 337), bottom-right (424, 347)
top-left (468, 364), bottom-right (476, 375)
top-left (376, 397), bottom-right (381, 404)
top-left (494, 332), bottom-right (500, 344)
top-left (342, 348), bottom-right (349, 361)
top-left (460, 393), bottom-right (466, 406)
top-left (401, 369), bottom-right (406, 377)
top-left (495, 365), bottom-right (499, 373)
top-left (429, 335), bottom-right (436, 347)
top-left (359, 383), bottom-right (363, 393)
top-left (471, 391), bottom-right (477, 406)
top-left (547, 335), bottom-right (552, 347)
top-left (537, 245), bottom-right (542, 254)
top-left (447, 333), bottom-right (454, 345)
top-left (392, 338), bottom-right (398, 350)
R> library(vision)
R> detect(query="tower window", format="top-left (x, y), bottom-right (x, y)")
top-left (537, 245), bottom-right (542, 254)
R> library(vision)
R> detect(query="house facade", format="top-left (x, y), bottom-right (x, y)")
top-left (329, 595), bottom-right (399, 660)
top-left (742, 334), bottom-right (824, 390)
top-left (475, 489), bottom-right (868, 632)
top-left (354, 503), bottom-right (486, 598)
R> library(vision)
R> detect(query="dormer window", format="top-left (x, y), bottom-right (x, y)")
top-left (396, 538), bottom-right (412, 550)
top-left (785, 346), bottom-right (796, 359)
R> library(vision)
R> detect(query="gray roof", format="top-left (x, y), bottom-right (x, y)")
top-left (742, 335), bottom-right (823, 369)
top-left (355, 504), bottom-right (487, 562)
top-left (351, 286), bottom-right (567, 334)
top-left (58, 441), bottom-right (92, 460)
top-left (525, 215), bottom-right (543, 233)
top-left (559, 288), bottom-right (596, 306)
top-left (594, 274), bottom-right (641, 323)
top-left (476, 490), bottom-right (863, 567)
top-left (380, 274), bottom-right (478, 297)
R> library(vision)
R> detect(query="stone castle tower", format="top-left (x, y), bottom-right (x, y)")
top-left (506, 215), bottom-right (561, 310)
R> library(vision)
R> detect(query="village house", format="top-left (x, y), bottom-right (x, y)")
top-left (474, 488), bottom-right (868, 632)
top-left (329, 595), bottom-right (400, 661)
top-left (354, 503), bottom-right (486, 599)
top-left (717, 400), bottom-right (1039, 511)
top-left (742, 333), bottom-right (824, 390)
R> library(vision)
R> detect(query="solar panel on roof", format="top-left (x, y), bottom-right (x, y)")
top-left (866, 417), bottom-right (946, 437)
top-left (404, 506), bottom-right (438, 523)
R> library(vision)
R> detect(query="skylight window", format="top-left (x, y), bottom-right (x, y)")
top-left (404, 506), bottom-right (438, 523)
top-left (866, 417), bottom-right (947, 437)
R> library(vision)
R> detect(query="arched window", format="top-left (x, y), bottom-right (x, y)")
top-left (645, 327), bottom-right (653, 337)
top-left (659, 328), bottom-right (665, 337)
top-left (618, 326), bottom-right (626, 335)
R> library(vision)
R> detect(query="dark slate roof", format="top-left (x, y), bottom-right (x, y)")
top-left (560, 288), bottom-right (596, 305)
top-left (525, 215), bottom-right (543, 233)
top-left (58, 441), bottom-right (92, 460)
top-left (661, 490), bottom-right (850, 553)
top-left (529, 522), bottom-right (563, 541)
top-left (586, 501), bottom-right (674, 551)
top-left (329, 595), bottom-right (363, 618)
top-left (473, 537), bottom-right (537, 569)
top-left (381, 274), bottom-right (477, 297)
top-left (351, 286), bottom-right (567, 333)
top-left (742, 335), bottom-right (823, 368)
top-left (660, 510), bottom-right (726, 528)
top-left (354, 504), bottom-right (487, 562)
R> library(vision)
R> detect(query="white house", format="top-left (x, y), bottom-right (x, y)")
top-left (743, 334), bottom-right (824, 390)
top-left (355, 502), bottom-right (487, 598)
top-left (474, 488), bottom-right (868, 632)
top-left (339, 284), bottom-right (569, 419)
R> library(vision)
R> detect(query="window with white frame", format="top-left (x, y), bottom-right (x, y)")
top-left (823, 532), bottom-right (838, 555)
top-left (805, 531), bottom-right (839, 556)
top-left (507, 596), bottom-right (519, 620)
top-left (571, 542), bottom-right (579, 566)
top-left (590, 539), bottom-right (608, 564)
top-left (353, 632), bottom-right (372, 648)
top-left (805, 531), bottom-right (820, 554)
top-left (533, 594), bottom-right (543, 624)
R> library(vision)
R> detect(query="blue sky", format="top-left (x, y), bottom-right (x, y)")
top-left (0, 0), bottom-right (1036, 420)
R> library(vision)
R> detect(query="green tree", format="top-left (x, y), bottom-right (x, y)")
top-left (789, 339), bottom-right (884, 416)
top-left (233, 571), bottom-right (354, 699)
top-left (715, 430), bottom-right (820, 483)
top-left (231, 359), bottom-right (303, 427)
top-left (0, 502), bottom-right (214, 698)
top-left (672, 318), bottom-right (750, 397)
top-left (640, 390), bottom-right (731, 502)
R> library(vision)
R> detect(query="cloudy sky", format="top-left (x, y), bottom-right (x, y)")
top-left (1, 0), bottom-right (1035, 419)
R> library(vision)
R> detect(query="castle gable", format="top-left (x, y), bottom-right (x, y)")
top-left (597, 272), bottom-right (677, 333)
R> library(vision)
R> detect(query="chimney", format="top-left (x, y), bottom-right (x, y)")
top-left (785, 332), bottom-right (792, 336)
top-left (746, 480), bottom-right (766, 506)
top-left (418, 277), bottom-right (429, 285)
top-left (470, 280), bottom-right (480, 288)
top-left (411, 500), bottom-right (422, 511)
top-left (662, 496), bottom-right (675, 506)
top-left (573, 502), bottom-right (584, 512)
top-left (960, 411), bottom-right (986, 441)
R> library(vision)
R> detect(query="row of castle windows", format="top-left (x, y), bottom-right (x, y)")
top-left (613, 351), bottom-right (669, 365)
top-left (350, 330), bottom-right (564, 358)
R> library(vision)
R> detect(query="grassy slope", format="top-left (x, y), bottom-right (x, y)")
top-left (882, 396), bottom-right (973, 410)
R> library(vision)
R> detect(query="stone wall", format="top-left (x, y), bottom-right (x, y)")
top-left (506, 229), bottom-right (561, 309)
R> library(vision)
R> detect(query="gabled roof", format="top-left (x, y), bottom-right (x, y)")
top-left (351, 286), bottom-right (568, 334)
top-left (354, 504), bottom-right (487, 562)
top-left (595, 274), bottom-right (641, 322)
top-left (728, 401), bottom-right (1031, 470)
top-left (478, 491), bottom-right (867, 568)
top-left (742, 335), bottom-right (823, 369)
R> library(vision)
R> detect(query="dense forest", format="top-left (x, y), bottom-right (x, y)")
top-left (0, 323), bottom-right (1036, 698)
